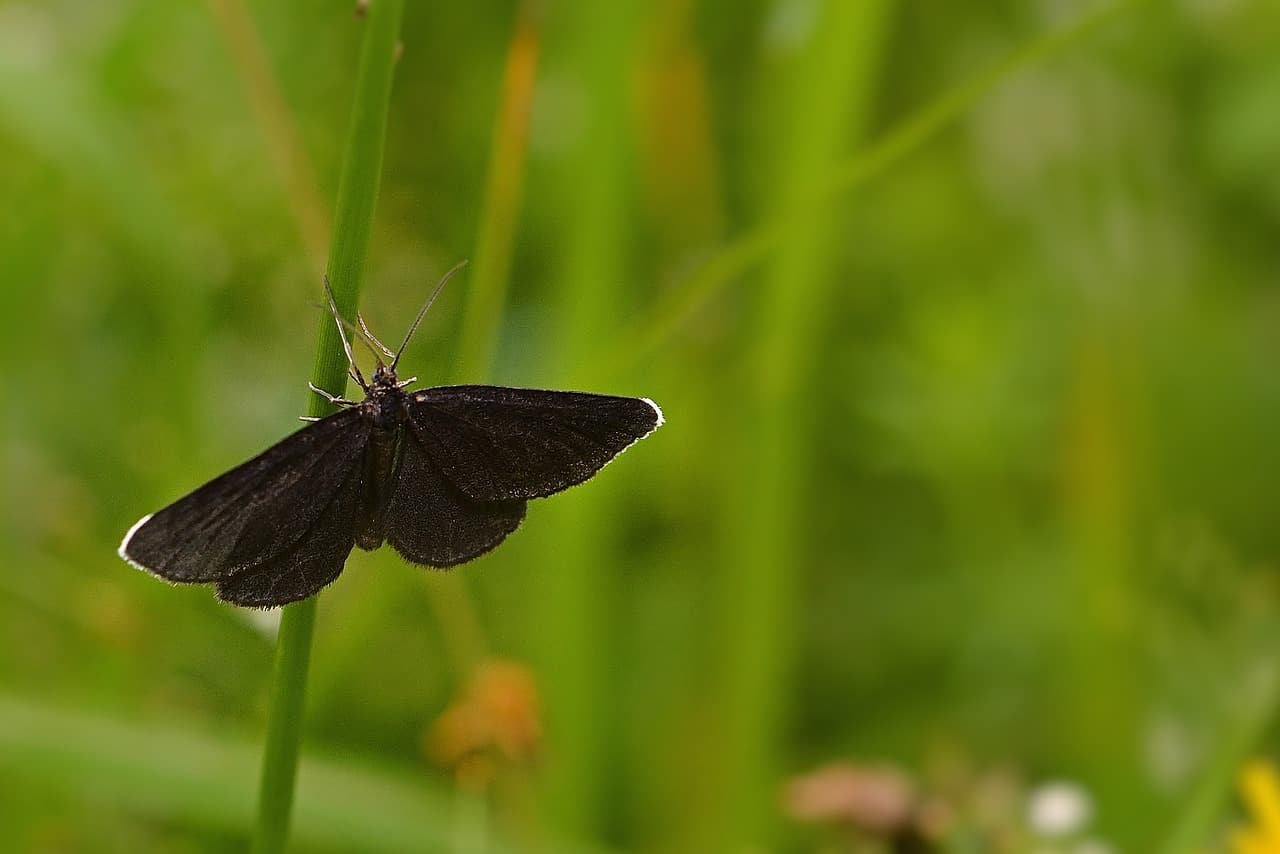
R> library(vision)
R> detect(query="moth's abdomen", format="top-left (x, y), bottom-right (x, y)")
top-left (354, 424), bottom-right (403, 550)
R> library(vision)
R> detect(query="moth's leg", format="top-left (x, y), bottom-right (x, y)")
top-left (395, 376), bottom-right (418, 389)
top-left (298, 415), bottom-right (323, 423)
top-left (308, 382), bottom-right (357, 407)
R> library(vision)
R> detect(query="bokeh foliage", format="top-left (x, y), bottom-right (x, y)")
top-left (3, 0), bottom-right (1280, 851)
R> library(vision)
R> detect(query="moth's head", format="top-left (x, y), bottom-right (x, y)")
top-left (370, 364), bottom-right (398, 388)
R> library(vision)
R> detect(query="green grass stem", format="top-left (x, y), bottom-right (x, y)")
top-left (701, 5), bottom-right (891, 849)
top-left (533, 4), bottom-right (640, 843)
top-left (1160, 658), bottom-right (1280, 853)
top-left (252, 2), bottom-right (404, 852)
top-left (452, 2), bottom-right (541, 384)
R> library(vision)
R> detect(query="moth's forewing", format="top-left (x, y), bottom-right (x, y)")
top-left (215, 462), bottom-right (364, 607)
top-left (406, 386), bottom-right (663, 502)
top-left (385, 430), bottom-right (526, 567)
top-left (119, 409), bottom-right (369, 583)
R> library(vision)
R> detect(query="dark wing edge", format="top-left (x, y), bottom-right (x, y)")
top-left (408, 386), bottom-right (663, 503)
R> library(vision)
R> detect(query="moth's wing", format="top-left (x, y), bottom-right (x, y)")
top-left (406, 385), bottom-right (662, 502)
top-left (120, 409), bottom-right (370, 583)
top-left (385, 428), bottom-right (526, 568)
top-left (215, 460), bottom-right (362, 608)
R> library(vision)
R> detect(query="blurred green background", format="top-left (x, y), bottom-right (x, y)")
top-left (3, 0), bottom-right (1280, 851)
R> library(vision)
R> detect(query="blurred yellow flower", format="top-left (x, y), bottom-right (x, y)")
top-left (1232, 760), bottom-right (1280, 854)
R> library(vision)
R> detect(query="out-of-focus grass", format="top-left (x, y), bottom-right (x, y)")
top-left (706, 3), bottom-right (893, 849)
top-left (4, 0), bottom-right (1280, 852)
top-left (528, 4), bottom-right (645, 842)
top-left (0, 694), bottom-right (460, 854)
top-left (587, 0), bottom-right (1144, 384)
top-left (453, 1), bottom-right (540, 385)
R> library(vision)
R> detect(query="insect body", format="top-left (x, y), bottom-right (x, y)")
top-left (119, 273), bottom-right (662, 608)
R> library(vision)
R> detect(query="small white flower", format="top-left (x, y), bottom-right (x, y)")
top-left (1026, 780), bottom-right (1093, 836)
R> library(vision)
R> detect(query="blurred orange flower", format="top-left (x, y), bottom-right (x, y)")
top-left (424, 658), bottom-right (542, 790)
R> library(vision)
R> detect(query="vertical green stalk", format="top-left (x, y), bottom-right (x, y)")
top-left (1056, 331), bottom-right (1146, 822)
top-left (704, 3), bottom-right (891, 850)
top-left (252, 2), bottom-right (404, 852)
top-left (533, 3), bottom-right (639, 844)
top-left (452, 1), bottom-right (541, 383)
top-left (1160, 660), bottom-right (1280, 854)
top-left (253, 602), bottom-right (318, 854)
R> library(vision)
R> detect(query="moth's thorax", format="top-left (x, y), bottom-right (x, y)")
top-left (363, 369), bottom-right (408, 430)
top-left (354, 367), bottom-right (408, 550)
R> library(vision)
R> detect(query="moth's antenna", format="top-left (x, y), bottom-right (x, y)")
top-left (322, 275), bottom-right (369, 390)
top-left (311, 300), bottom-right (386, 366)
top-left (391, 260), bottom-right (468, 370)
top-left (358, 313), bottom-right (396, 359)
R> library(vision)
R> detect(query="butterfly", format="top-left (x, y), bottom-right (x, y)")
top-left (118, 270), bottom-right (662, 608)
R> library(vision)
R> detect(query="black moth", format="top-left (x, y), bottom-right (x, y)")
top-left (118, 273), bottom-right (662, 608)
